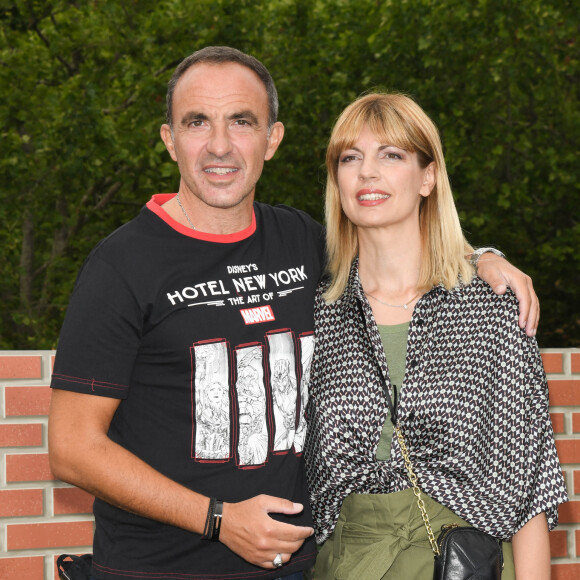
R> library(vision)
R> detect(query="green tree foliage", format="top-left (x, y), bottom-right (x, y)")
top-left (1, 0), bottom-right (578, 348)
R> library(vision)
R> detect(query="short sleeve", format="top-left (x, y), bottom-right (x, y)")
top-left (51, 252), bottom-right (144, 399)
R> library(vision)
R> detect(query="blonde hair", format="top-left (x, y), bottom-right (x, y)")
top-left (324, 92), bottom-right (474, 302)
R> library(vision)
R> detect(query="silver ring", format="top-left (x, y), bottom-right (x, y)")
top-left (273, 553), bottom-right (283, 568)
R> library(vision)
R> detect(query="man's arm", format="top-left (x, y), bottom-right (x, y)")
top-left (475, 254), bottom-right (540, 337)
top-left (48, 389), bottom-right (312, 569)
top-left (511, 512), bottom-right (551, 579)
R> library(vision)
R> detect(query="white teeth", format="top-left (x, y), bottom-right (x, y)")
top-left (205, 167), bottom-right (237, 174)
top-left (359, 193), bottom-right (389, 201)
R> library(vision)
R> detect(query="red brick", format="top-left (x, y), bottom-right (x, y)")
top-left (551, 413), bottom-right (565, 433)
top-left (571, 352), bottom-right (580, 373)
top-left (7, 520), bottom-right (93, 549)
top-left (5, 386), bottom-right (52, 416)
top-left (0, 423), bottom-right (43, 447)
top-left (558, 501), bottom-right (580, 524)
top-left (0, 489), bottom-right (43, 517)
top-left (552, 563), bottom-right (580, 580)
top-left (572, 413), bottom-right (580, 433)
top-left (575, 470), bottom-right (580, 495)
top-left (0, 557), bottom-right (44, 579)
top-left (542, 352), bottom-right (563, 374)
top-left (53, 487), bottom-right (94, 515)
top-left (555, 439), bottom-right (580, 464)
top-left (5, 453), bottom-right (55, 482)
top-left (0, 355), bottom-right (42, 379)
top-left (548, 380), bottom-right (580, 406)
top-left (550, 529), bottom-right (568, 557)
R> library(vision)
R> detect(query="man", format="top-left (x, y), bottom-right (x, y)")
top-left (49, 46), bottom-right (539, 580)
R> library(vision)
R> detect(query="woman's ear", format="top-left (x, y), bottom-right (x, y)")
top-left (420, 162), bottom-right (436, 197)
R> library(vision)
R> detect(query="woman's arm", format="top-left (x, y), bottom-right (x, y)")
top-left (511, 512), bottom-right (551, 579)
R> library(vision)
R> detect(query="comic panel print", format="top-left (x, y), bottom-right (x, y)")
top-left (234, 344), bottom-right (269, 468)
top-left (192, 340), bottom-right (231, 461)
top-left (266, 330), bottom-right (298, 453)
top-left (293, 333), bottom-right (314, 453)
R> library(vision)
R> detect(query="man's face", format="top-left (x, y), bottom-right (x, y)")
top-left (161, 62), bottom-right (284, 215)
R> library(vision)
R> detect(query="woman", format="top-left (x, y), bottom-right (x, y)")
top-left (304, 93), bottom-right (567, 579)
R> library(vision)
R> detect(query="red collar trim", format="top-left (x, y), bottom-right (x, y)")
top-left (146, 194), bottom-right (256, 243)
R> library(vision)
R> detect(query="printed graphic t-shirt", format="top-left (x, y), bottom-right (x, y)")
top-left (51, 194), bottom-right (325, 580)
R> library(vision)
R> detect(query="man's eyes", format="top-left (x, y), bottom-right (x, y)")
top-left (186, 119), bottom-right (255, 129)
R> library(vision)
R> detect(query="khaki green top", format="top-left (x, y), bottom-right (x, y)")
top-left (375, 322), bottom-right (409, 461)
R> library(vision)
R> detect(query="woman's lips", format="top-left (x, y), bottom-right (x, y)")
top-left (357, 189), bottom-right (390, 204)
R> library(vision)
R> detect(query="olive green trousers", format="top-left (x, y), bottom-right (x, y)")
top-left (313, 489), bottom-right (514, 580)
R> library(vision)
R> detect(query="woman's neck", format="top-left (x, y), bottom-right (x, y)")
top-left (357, 225), bottom-right (422, 325)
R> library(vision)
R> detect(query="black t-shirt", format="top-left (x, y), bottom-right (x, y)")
top-left (51, 194), bottom-right (325, 579)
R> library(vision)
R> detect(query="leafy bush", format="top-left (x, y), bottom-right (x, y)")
top-left (1, 0), bottom-right (578, 347)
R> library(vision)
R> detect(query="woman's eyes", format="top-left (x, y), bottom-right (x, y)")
top-left (339, 151), bottom-right (402, 163)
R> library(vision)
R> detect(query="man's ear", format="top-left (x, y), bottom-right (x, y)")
top-left (160, 124), bottom-right (177, 162)
top-left (264, 122), bottom-right (285, 161)
top-left (420, 162), bottom-right (436, 197)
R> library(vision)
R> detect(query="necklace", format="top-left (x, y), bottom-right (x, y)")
top-left (364, 290), bottom-right (420, 310)
top-left (176, 192), bottom-right (196, 230)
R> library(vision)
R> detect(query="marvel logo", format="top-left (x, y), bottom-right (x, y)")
top-left (240, 305), bottom-right (275, 325)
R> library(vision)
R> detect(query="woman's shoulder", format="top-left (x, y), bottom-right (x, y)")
top-left (451, 275), bottom-right (520, 321)
top-left (315, 274), bottom-right (331, 295)
top-left (314, 276), bottom-right (358, 336)
top-left (314, 275), bottom-right (351, 310)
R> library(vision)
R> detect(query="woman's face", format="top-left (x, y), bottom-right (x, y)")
top-left (337, 124), bottom-right (434, 231)
top-left (207, 383), bottom-right (225, 405)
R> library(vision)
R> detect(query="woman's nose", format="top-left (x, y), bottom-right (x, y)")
top-left (358, 157), bottom-right (379, 180)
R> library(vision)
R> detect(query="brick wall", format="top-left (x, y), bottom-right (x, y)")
top-left (0, 352), bottom-right (94, 579)
top-left (1, 349), bottom-right (579, 579)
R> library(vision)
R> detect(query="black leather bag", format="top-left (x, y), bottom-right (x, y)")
top-left (433, 524), bottom-right (503, 580)
top-left (57, 554), bottom-right (93, 580)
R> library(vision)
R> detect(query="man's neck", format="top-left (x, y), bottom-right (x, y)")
top-left (163, 191), bottom-right (255, 235)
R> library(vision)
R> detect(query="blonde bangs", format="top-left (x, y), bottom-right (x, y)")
top-left (326, 97), bottom-right (419, 176)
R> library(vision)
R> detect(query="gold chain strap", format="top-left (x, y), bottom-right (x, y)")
top-left (394, 424), bottom-right (440, 556)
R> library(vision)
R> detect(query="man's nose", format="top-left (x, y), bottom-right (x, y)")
top-left (206, 125), bottom-right (233, 157)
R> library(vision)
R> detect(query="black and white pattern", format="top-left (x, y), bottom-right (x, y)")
top-left (304, 258), bottom-right (568, 543)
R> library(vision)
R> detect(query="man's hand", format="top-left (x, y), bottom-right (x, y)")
top-left (219, 495), bottom-right (313, 569)
top-left (476, 254), bottom-right (539, 337)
